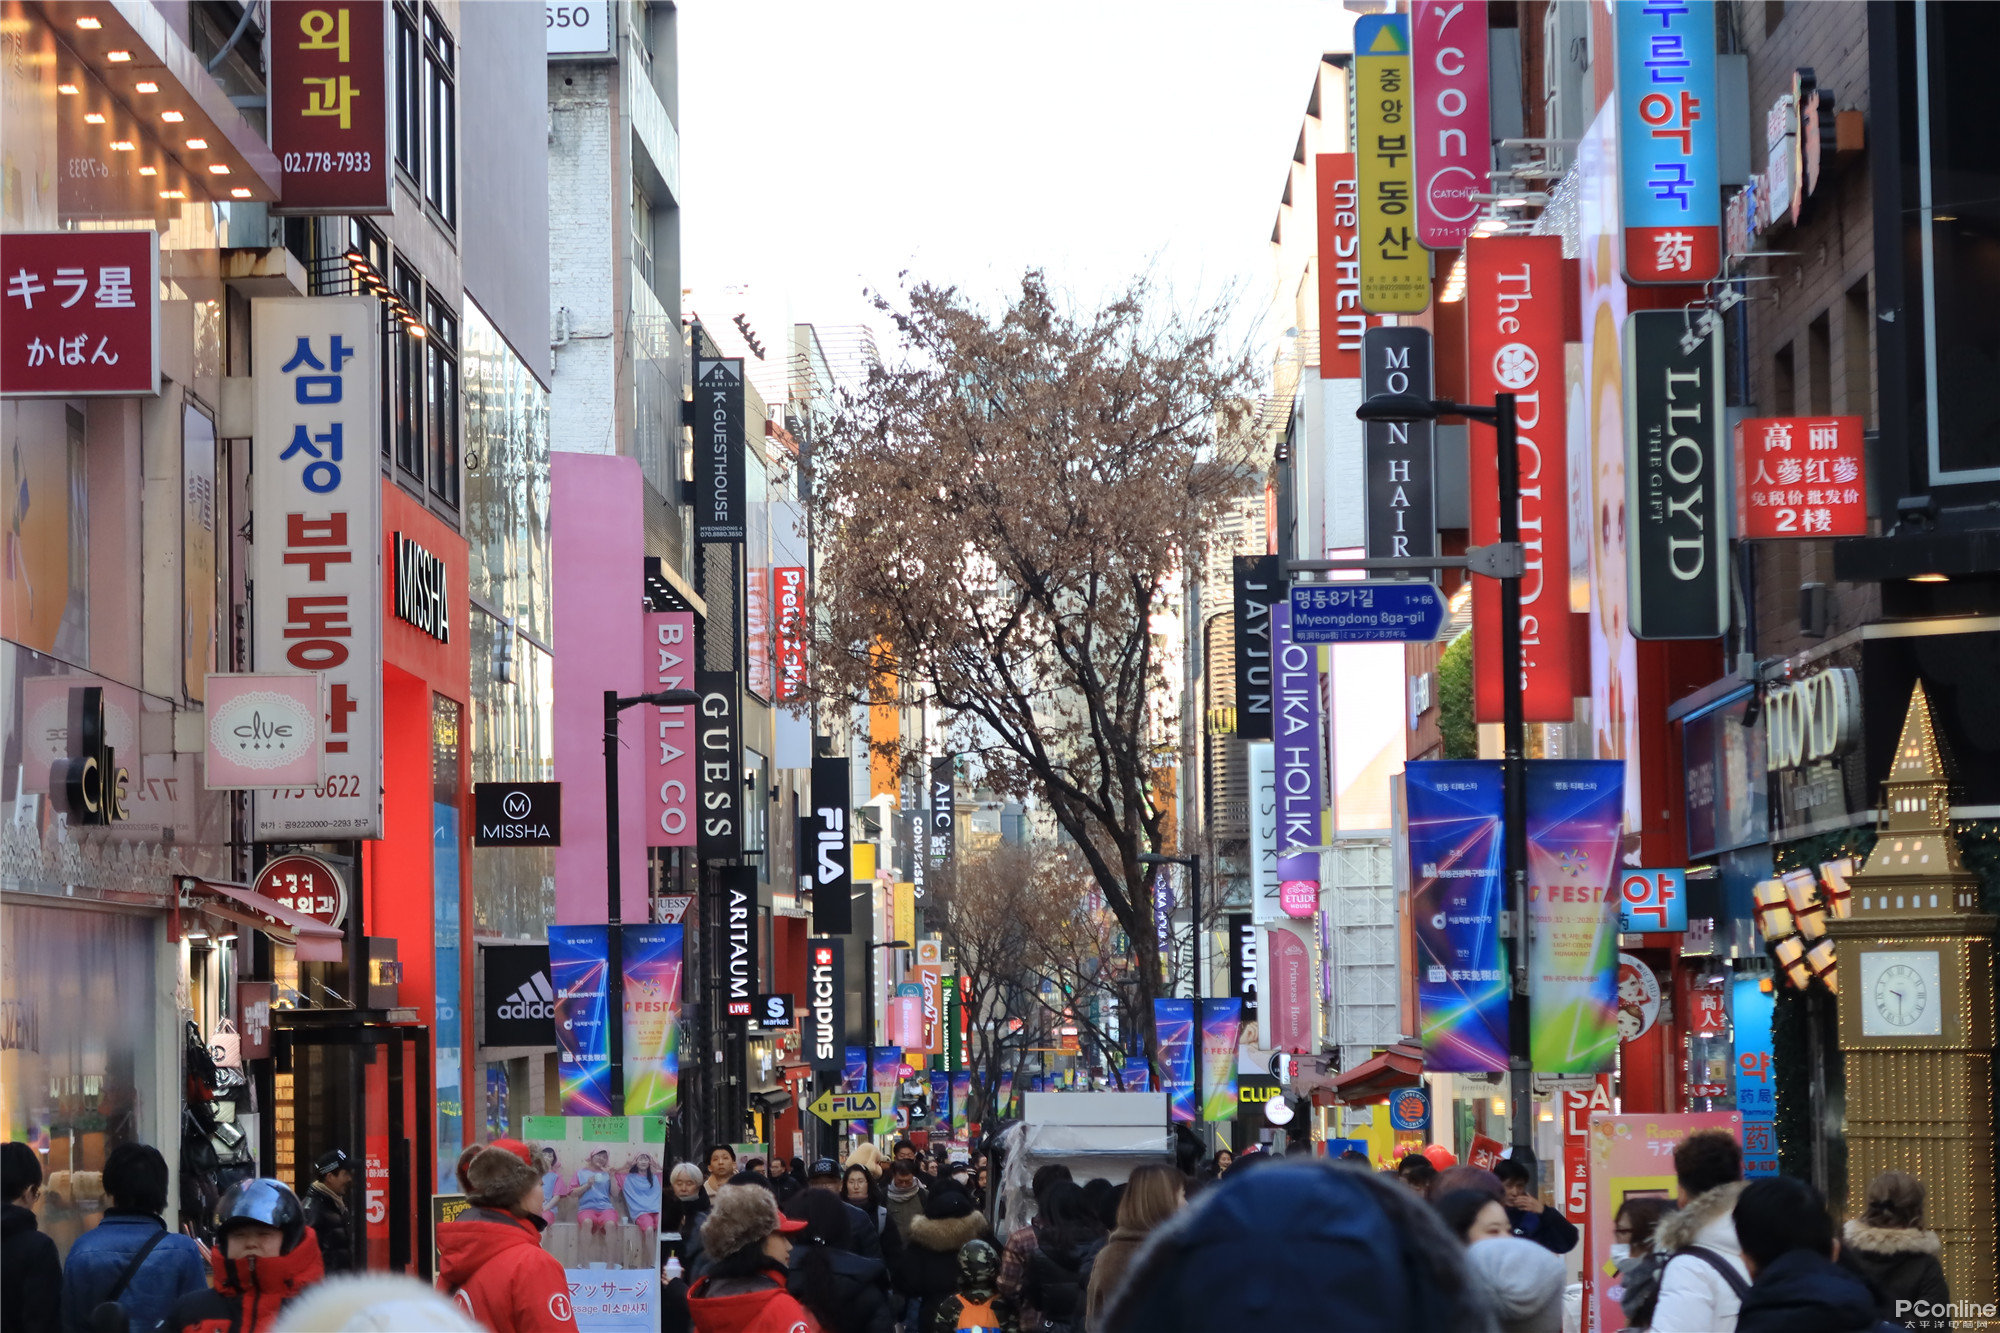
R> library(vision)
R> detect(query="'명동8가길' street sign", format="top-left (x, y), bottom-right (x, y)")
top-left (1289, 582), bottom-right (1447, 643)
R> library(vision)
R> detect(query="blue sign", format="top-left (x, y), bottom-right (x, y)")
top-left (1289, 582), bottom-right (1446, 643)
top-left (1617, 867), bottom-right (1688, 934)
top-left (1615, 0), bottom-right (1721, 283)
top-left (1388, 1085), bottom-right (1432, 1131)
top-left (1733, 973), bottom-right (1778, 1177)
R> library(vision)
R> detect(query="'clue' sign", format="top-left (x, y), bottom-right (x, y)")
top-left (269, 0), bottom-right (392, 214)
top-left (1, 230), bottom-right (160, 397)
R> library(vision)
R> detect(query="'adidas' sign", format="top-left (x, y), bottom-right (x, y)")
top-left (497, 971), bottom-right (556, 1021)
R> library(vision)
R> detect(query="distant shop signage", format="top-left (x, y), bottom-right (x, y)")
top-left (1623, 310), bottom-right (1727, 640)
top-left (1733, 416), bottom-right (1866, 539)
top-left (473, 781), bottom-right (562, 846)
top-left (1614, 0), bottom-right (1720, 282)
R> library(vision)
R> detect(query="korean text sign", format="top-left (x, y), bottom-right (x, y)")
top-left (1411, 0), bottom-right (1490, 248)
top-left (1355, 15), bottom-right (1432, 314)
top-left (1617, 868), bottom-right (1687, 933)
top-left (1733, 416), bottom-right (1865, 539)
top-left (1, 231), bottom-right (159, 396)
top-left (269, 0), bottom-right (392, 213)
top-left (1272, 605), bottom-right (1323, 853)
top-left (1405, 762), bottom-right (1508, 1072)
top-left (1616, 0), bottom-right (1720, 282)
top-left (250, 298), bottom-right (383, 840)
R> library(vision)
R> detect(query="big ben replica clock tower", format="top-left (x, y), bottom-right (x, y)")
top-left (1828, 682), bottom-right (1995, 1303)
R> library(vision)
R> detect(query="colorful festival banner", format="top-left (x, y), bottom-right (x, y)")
top-left (1199, 998), bottom-right (1243, 1122)
top-left (871, 1046), bottom-right (902, 1134)
top-left (1525, 761), bottom-right (1625, 1073)
top-left (1155, 998), bottom-right (1198, 1124)
top-left (845, 1045), bottom-right (869, 1138)
top-left (1122, 1056), bottom-right (1152, 1092)
top-left (550, 925), bottom-right (612, 1115)
top-left (621, 925), bottom-right (682, 1114)
top-left (997, 1070), bottom-right (1016, 1120)
top-left (1405, 763), bottom-right (1509, 1072)
top-left (950, 1072), bottom-right (971, 1140)
top-left (1588, 1113), bottom-right (1740, 1333)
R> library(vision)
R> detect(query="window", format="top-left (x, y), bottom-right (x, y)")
top-left (422, 7), bottom-right (456, 227)
top-left (426, 296), bottom-right (459, 509)
top-left (632, 185), bottom-right (654, 286)
top-left (394, 262), bottom-right (424, 481)
top-left (394, 6), bottom-right (420, 177)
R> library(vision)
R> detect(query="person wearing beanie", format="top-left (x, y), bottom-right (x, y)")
top-left (686, 1183), bottom-right (816, 1333)
top-left (436, 1146), bottom-right (579, 1333)
top-left (887, 1184), bottom-right (989, 1332)
top-left (270, 1274), bottom-right (482, 1332)
top-left (1464, 1236), bottom-right (1566, 1333)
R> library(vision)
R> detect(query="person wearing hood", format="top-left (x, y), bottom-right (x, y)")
top-left (1648, 1130), bottom-right (1751, 1333)
top-left (302, 1150), bottom-right (356, 1275)
top-left (1838, 1170), bottom-right (1950, 1332)
top-left (1731, 1178), bottom-right (1887, 1333)
top-left (270, 1274), bottom-right (481, 1332)
top-left (3, 1141), bottom-right (62, 1333)
top-left (1017, 1182), bottom-right (1104, 1333)
top-left (781, 1189), bottom-right (893, 1333)
top-left (686, 1183), bottom-right (816, 1333)
top-left (1100, 1158), bottom-right (1496, 1332)
top-left (435, 1145), bottom-right (579, 1333)
top-left (888, 1185), bottom-right (990, 1332)
top-left (62, 1142), bottom-right (210, 1333)
top-left (169, 1179), bottom-right (325, 1333)
top-left (1082, 1165), bottom-right (1181, 1332)
top-left (1463, 1236), bottom-right (1566, 1333)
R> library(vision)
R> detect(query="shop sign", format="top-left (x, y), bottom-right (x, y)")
top-left (1361, 327), bottom-right (1436, 563)
top-left (250, 298), bottom-right (383, 840)
top-left (804, 938), bottom-right (846, 1073)
top-left (1233, 555), bottom-right (1279, 740)
top-left (1388, 1085), bottom-right (1431, 1130)
top-left (255, 852), bottom-right (349, 927)
top-left (1278, 855), bottom-right (1319, 921)
top-left (47, 686), bottom-right (129, 825)
top-left (1764, 667), bottom-right (1860, 772)
top-left (1623, 310), bottom-right (1728, 639)
top-left (1466, 1133), bottom-right (1505, 1170)
top-left (928, 755), bottom-right (955, 869)
top-left (1617, 868), bottom-right (1687, 934)
top-left (238, 983), bottom-right (275, 1061)
top-left (205, 674), bottom-right (322, 788)
top-left (1763, 94), bottom-right (1797, 228)
top-left (1238, 1074), bottom-right (1282, 1107)
top-left (643, 612), bottom-right (696, 848)
top-left (483, 944), bottom-right (556, 1046)
top-left (1266, 926), bottom-right (1313, 1052)
top-left (1314, 154), bottom-right (1385, 379)
top-left (774, 567), bottom-right (807, 701)
top-left (809, 755), bottom-right (853, 933)
top-left (546, 0), bottom-right (613, 57)
top-left (392, 532), bottom-right (450, 642)
top-left (753, 994), bottom-right (794, 1029)
top-left (472, 781), bottom-right (561, 846)
top-left (1229, 915), bottom-right (1260, 1024)
top-left (1466, 236), bottom-right (1572, 720)
top-left (1411, 0), bottom-right (1490, 248)
top-left (1615, 0), bottom-right (1721, 283)
top-left (1354, 14), bottom-right (1431, 313)
top-left (723, 866), bottom-right (757, 1018)
top-left (1615, 953), bottom-right (1663, 1041)
top-left (269, 0), bottom-right (392, 213)
top-left (1272, 604), bottom-right (1323, 850)
top-left (1249, 742), bottom-right (1280, 923)
top-left (1, 230), bottom-right (160, 397)
top-left (693, 358), bottom-right (746, 543)
top-left (695, 671), bottom-right (740, 860)
top-left (1734, 416), bottom-right (1865, 539)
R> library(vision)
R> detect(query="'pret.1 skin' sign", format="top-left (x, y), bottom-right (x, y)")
top-left (1, 231), bottom-right (159, 397)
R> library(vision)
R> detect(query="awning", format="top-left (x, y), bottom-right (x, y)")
top-left (179, 876), bottom-right (345, 963)
top-left (1329, 1041), bottom-right (1426, 1104)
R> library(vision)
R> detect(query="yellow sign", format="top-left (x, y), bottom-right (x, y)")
top-left (853, 842), bottom-right (876, 881)
top-left (807, 1089), bottom-right (882, 1122)
top-left (894, 882), bottom-right (915, 947)
top-left (1355, 14), bottom-right (1431, 314)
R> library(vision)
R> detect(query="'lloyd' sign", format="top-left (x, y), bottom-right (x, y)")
top-left (392, 532), bottom-right (449, 642)
top-left (723, 866), bottom-right (757, 1018)
top-left (696, 672), bottom-right (741, 861)
top-left (1624, 311), bottom-right (1728, 639)
top-left (473, 781), bottom-right (561, 846)
top-left (1764, 667), bottom-right (1860, 772)
top-left (805, 937), bottom-right (846, 1072)
top-left (1234, 555), bottom-right (1280, 741)
top-left (694, 357), bottom-right (746, 543)
top-left (1361, 326), bottom-right (1436, 564)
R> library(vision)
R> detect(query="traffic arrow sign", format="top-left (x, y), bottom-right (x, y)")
top-left (1289, 581), bottom-right (1448, 643)
top-left (807, 1089), bottom-right (882, 1123)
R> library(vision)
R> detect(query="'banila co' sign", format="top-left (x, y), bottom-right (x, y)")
top-left (1765, 667), bottom-right (1860, 772)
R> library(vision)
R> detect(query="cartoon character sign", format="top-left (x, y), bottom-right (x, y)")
top-left (1616, 953), bottom-right (1662, 1041)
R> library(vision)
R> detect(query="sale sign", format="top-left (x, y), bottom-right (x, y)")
top-left (269, 0), bottom-right (392, 213)
top-left (1615, 0), bottom-right (1721, 283)
top-left (1, 230), bottom-right (159, 397)
top-left (1411, 0), bottom-right (1490, 248)
top-left (1733, 416), bottom-right (1866, 539)
top-left (1354, 15), bottom-right (1432, 314)
top-left (1465, 236), bottom-right (1572, 722)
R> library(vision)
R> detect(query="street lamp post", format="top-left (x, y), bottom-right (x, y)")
top-left (603, 687), bottom-right (700, 1115)
top-left (1138, 853), bottom-right (1202, 1140)
top-left (1353, 391), bottom-right (1536, 1181)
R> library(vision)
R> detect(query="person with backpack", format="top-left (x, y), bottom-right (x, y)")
top-left (169, 1178), bottom-right (326, 1333)
top-left (1731, 1178), bottom-right (1895, 1333)
top-left (1837, 1170), bottom-right (1950, 1331)
top-left (1608, 1195), bottom-right (1676, 1330)
top-left (889, 1185), bottom-right (989, 1332)
top-left (61, 1142), bottom-right (209, 1333)
top-left (3, 1141), bottom-right (62, 1333)
top-left (931, 1239), bottom-right (1019, 1333)
top-left (781, 1189), bottom-right (892, 1333)
top-left (1016, 1182), bottom-right (1104, 1333)
top-left (1648, 1130), bottom-right (1751, 1333)
top-left (435, 1146), bottom-right (579, 1333)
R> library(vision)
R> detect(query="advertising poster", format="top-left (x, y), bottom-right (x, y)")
top-left (1525, 761), bottom-right (1626, 1073)
top-left (1122, 1056), bottom-right (1153, 1092)
top-left (871, 1047), bottom-right (902, 1135)
top-left (950, 1072), bottom-right (971, 1139)
top-left (620, 925), bottom-right (681, 1115)
top-left (1405, 762), bottom-right (1509, 1071)
top-left (518, 1115), bottom-right (667, 1329)
top-left (930, 1072), bottom-right (951, 1135)
top-left (1588, 1113), bottom-right (1740, 1333)
top-left (1155, 998), bottom-right (1197, 1124)
top-left (550, 925), bottom-right (612, 1116)
top-left (1199, 998), bottom-right (1242, 1122)
top-left (1733, 974), bottom-right (1778, 1177)
top-left (844, 1046), bottom-right (869, 1139)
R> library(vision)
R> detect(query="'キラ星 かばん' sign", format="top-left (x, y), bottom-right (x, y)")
top-left (1733, 416), bottom-right (1865, 539)
top-left (1623, 310), bottom-right (1728, 639)
top-left (1355, 15), bottom-right (1432, 313)
top-left (1411, 0), bottom-right (1490, 248)
top-left (1, 231), bottom-right (159, 397)
top-left (269, 0), bottom-right (392, 213)
top-left (1615, 0), bottom-right (1721, 282)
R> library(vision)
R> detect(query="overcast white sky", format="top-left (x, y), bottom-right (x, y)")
top-left (678, 1), bottom-right (1358, 364)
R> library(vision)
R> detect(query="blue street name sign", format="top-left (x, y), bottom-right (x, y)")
top-left (1289, 582), bottom-right (1447, 643)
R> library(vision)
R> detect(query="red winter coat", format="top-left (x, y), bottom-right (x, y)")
top-left (436, 1207), bottom-right (580, 1333)
top-left (169, 1228), bottom-right (325, 1333)
top-left (687, 1266), bottom-right (822, 1333)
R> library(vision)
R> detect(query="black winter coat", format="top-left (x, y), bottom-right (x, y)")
top-left (1838, 1220), bottom-right (1951, 1332)
top-left (1020, 1228), bottom-right (1101, 1331)
top-left (1735, 1248), bottom-right (1889, 1333)
top-left (2, 1203), bottom-right (61, 1333)
top-left (789, 1242), bottom-right (895, 1333)
top-left (302, 1183), bottom-right (353, 1274)
top-left (890, 1212), bottom-right (990, 1332)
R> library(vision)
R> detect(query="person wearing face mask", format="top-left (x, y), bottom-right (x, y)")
top-left (168, 1179), bottom-right (325, 1333)
top-left (1608, 1196), bottom-right (1677, 1330)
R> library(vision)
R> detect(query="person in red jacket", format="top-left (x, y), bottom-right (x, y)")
top-left (170, 1178), bottom-right (325, 1333)
top-left (687, 1183), bottom-right (817, 1333)
top-left (437, 1145), bottom-right (580, 1333)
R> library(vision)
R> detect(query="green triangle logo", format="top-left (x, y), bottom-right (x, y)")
top-left (1368, 22), bottom-right (1405, 54)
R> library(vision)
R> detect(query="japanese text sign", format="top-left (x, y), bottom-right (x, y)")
top-left (1616, 0), bottom-right (1721, 283)
top-left (1412, 0), bottom-right (1490, 248)
top-left (1589, 1113), bottom-right (1740, 1333)
top-left (250, 298), bottom-right (383, 840)
top-left (643, 611), bottom-right (696, 848)
top-left (1314, 154), bottom-right (1387, 380)
top-left (2, 230), bottom-right (159, 397)
top-left (270, 0), bottom-right (391, 213)
top-left (1617, 868), bottom-right (1688, 933)
top-left (1732, 416), bottom-right (1865, 539)
top-left (1355, 15), bottom-right (1432, 314)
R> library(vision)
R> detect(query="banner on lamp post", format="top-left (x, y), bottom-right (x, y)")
top-left (550, 925), bottom-right (612, 1116)
top-left (1411, 0), bottom-right (1490, 249)
top-left (1525, 762), bottom-right (1625, 1074)
top-left (1154, 999), bottom-right (1197, 1124)
top-left (621, 924), bottom-right (682, 1115)
top-left (1406, 762), bottom-right (1509, 1072)
top-left (1200, 999), bottom-right (1243, 1121)
top-left (1623, 311), bottom-right (1729, 639)
top-left (1354, 14), bottom-right (1431, 313)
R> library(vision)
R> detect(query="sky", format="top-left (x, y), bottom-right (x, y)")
top-left (677, 1), bottom-right (1359, 367)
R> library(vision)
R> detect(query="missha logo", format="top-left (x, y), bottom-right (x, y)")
top-left (393, 532), bottom-right (450, 643)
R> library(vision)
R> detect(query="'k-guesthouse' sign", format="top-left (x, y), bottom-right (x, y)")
top-left (1, 231), bottom-right (159, 397)
top-left (694, 357), bottom-right (746, 543)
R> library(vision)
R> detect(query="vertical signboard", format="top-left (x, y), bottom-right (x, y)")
top-left (1315, 154), bottom-right (1387, 380)
top-left (1623, 311), bottom-right (1728, 639)
top-left (1465, 237), bottom-right (1573, 722)
top-left (268, 0), bottom-right (392, 213)
top-left (1615, 0), bottom-right (1720, 283)
top-left (694, 357), bottom-right (746, 543)
top-left (1354, 15), bottom-right (1431, 314)
top-left (1249, 741), bottom-right (1280, 924)
top-left (695, 671), bottom-right (741, 860)
top-left (1271, 605), bottom-right (1322, 854)
top-left (804, 938), bottom-right (846, 1075)
top-left (250, 298), bottom-right (383, 840)
top-left (0, 231), bottom-right (160, 396)
top-left (1361, 327), bottom-right (1437, 563)
top-left (1154, 999), bottom-right (1197, 1124)
top-left (774, 567), bottom-right (807, 700)
top-left (928, 756), bottom-right (956, 869)
top-left (1405, 761), bottom-right (1508, 1072)
top-left (622, 924), bottom-right (682, 1114)
top-left (550, 924), bottom-right (611, 1115)
top-left (1732, 416), bottom-right (1867, 539)
top-left (722, 865), bottom-right (757, 1018)
top-left (809, 755), bottom-right (853, 934)
top-left (1233, 555), bottom-right (1279, 741)
top-left (644, 612), bottom-right (696, 847)
top-left (1266, 927), bottom-right (1314, 1053)
top-left (1228, 914), bottom-right (1259, 1028)
top-left (1524, 761), bottom-right (1625, 1074)
top-left (1199, 998), bottom-right (1242, 1121)
top-left (1733, 973), bottom-right (1778, 1177)
top-left (1411, 0), bottom-right (1490, 249)
top-left (1588, 1113), bottom-right (1742, 1333)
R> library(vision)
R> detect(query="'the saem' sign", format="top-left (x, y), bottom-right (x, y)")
top-left (1615, 0), bottom-right (1721, 283)
top-left (1465, 237), bottom-right (1572, 721)
top-left (1355, 15), bottom-right (1431, 313)
top-left (694, 357), bottom-right (746, 543)
top-left (805, 937), bottom-right (847, 1072)
top-left (269, 0), bottom-right (392, 213)
top-left (1234, 555), bottom-right (1279, 741)
top-left (1361, 327), bottom-right (1436, 564)
top-left (774, 567), bottom-right (807, 701)
top-left (1314, 154), bottom-right (1386, 380)
top-left (722, 865), bottom-right (758, 1017)
top-left (392, 532), bottom-right (449, 642)
top-left (696, 671), bottom-right (741, 859)
top-left (644, 612), bottom-right (696, 847)
top-left (1623, 311), bottom-right (1728, 639)
top-left (810, 755), bottom-right (853, 934)
top-left (1411, 0), bottom-right (1490, 248)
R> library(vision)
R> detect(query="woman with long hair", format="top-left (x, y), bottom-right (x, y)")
top-left (842, 1164), bottom-right (887, 1238)
top-left (618, 1153), bottom-right (663, 1268)
top-left (1083, 1165), bottom-right (1183, 1331)
top-left (536, 1147), bottom-right (568, 1226)
top-left (783, 1186), bottom-right (893, 1333)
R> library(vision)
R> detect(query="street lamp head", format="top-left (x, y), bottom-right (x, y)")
top-left (1137, 853), bottom-right (1193, 866)
top-left (874, 939), bottom-right (911, 950)
top-left (1355, 392), bottom-right (1445, 424)
top-left (636, 689), bottom-right (701, 707)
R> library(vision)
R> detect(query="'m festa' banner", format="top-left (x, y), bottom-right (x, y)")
top-left (621, 925), bottom-right (682, 1114)
top-left (871, 1046), bottom-right (902, 1134)
top-left (930, 1072), bottom-right (951, 1135)
top-left (550, 925), bottom-right (612, 1115)
top-left (1405, 762), bottom-right (1508, 1072)
top-left (1200, 998), bottom-right (1243, 1122)
top-left (1155, 998), bottom-right (1198, 1124)
top-left (844, 1045), bottom-right (868, 1139)
top-left (950, 1071), bottom-right (971, 1139)
top-left (1524, 762), bottom-right (1625, 1073)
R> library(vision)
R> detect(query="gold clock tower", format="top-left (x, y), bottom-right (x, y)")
top-left (1827, 682), bottom-right (1996, 1303)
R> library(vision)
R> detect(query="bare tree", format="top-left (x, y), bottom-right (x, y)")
top-left (809, 272), bottom-right (1256, 1063)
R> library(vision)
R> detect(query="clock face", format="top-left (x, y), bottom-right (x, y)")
top-left (1859, 950), bottom-right (1944, 1038)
